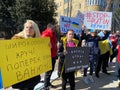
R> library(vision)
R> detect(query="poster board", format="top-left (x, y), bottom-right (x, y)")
top-left (0, 38), bottom-right (52, 87)
top-left (65, 47), bottom-right (89, 73)
top-left (76, 10), bottom-right (84, 24)
top-left (84, 11), bottom-right (112, 30)
top-left (60, 16), bottom-right (82, 34)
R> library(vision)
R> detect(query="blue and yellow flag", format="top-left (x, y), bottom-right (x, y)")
top-left (98, 39), bottom-right (112, 55)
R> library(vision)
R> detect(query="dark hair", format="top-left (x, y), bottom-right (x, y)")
top-left (47, 23), bottom-right (53, 28)
top-left (66, 29), bottom-right (74, 34)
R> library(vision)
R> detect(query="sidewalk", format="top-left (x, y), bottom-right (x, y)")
top-left (3, 59), bottom-right (120, 90)
top-left (49, 62), bottom-right (120, 90)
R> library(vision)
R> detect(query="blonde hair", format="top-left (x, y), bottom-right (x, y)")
top-left (16, 20), bottom-right (41, 38)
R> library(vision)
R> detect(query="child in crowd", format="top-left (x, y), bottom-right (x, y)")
top-left (82, 29), bottom-right (99, 84)
top-left (57, 29), bottom-right (79, 90)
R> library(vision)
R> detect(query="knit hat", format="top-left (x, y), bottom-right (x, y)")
top-left (90, 29), bottom-right (95, 33)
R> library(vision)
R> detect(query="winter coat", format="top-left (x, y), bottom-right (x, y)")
top-left (42, 28), bottom-right (57, 58)
top-left (57, 37), bottom-right (79, 77)
top-left (86, 36), bottom-right (100, 62)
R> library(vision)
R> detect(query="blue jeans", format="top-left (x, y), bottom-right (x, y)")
top-left (84, 61), bottom-right (94, 77)
top-left (44, 57), bottom-right (56, 89)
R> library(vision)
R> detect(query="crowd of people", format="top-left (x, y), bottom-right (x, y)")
top-left (55, 25), bottom-right (120, 90)
top-left (1, 19), bottom-right (120, 90)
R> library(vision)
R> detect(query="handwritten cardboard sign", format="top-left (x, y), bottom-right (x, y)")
top-left (65, 47), bottom-right (89, 73)
top-left (0, 38), bottom-right (52, 87)
top-left (60, 16), bottom-right (82, 34)
top-left (84, 11), bottom-right (112, 30)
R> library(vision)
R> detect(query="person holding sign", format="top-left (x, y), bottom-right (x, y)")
top-left (57, 29), bottom-right (79, 90)
top-left (82, 29), bottom-right (100, 84)
top-left (11, 20), bottom-right (41, 90)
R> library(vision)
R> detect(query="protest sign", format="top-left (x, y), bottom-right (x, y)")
top-left (60, 16), bottom-right (81, 34)
top-left (65, 47), bottom-right (89, 73)
top-left (84, 11), bottom-right (112, 30)
top-left (76, 10), bottom-right (84, 24)
top-left (0, 38), bottom-right (51, 87)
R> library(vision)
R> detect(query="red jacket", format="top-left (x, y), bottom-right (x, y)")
top-left (118, 45), bottom-right (120, 63)
top-left (110, 35), bottom-right (118, 48)
top-left (42, 28), bottom-right (57, 57)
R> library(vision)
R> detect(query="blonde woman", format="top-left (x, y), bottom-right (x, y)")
top-left (12, 20), bottom-right (41, 90)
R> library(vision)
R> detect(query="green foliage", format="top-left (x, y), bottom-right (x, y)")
top-left (0, 0), bottom-right (57, 38)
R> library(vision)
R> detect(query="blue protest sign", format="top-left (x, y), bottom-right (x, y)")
top-left (0, 69), bottom-right (3, 89)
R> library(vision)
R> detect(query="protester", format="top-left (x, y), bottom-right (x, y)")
top-left (82, 29), bottom-right (100, 84)
top-left (95, 32), bottom-right (112, 78)
top-left (115, 34), bottom-right (120, 75)
top-left (11, 20), bottom-right (41, 90)
top-left (42, 23), bottom-right (57, 90)
top-left (109, 33), bottom-right (118, 63)
top-left (116, 31), bottom-right (120, 38)
top-left (57, 29), bottom-right (79, 90)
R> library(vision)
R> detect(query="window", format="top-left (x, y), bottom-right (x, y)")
top-left (79, 3), bottom-right (81, 8)
top-left (90, 0), bottom-right (94, 5)
top-left (64, 7), bottom-right (69, 15)
top-left (64, 0), bottom-right (69, 4)
top-left (98, 0), bottom-right (102, 5)
top-left (96, 0), bottom-right (99, 5)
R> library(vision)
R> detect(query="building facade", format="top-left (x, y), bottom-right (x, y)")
top-left (55, 0), bottom-right (107, 24)
top-left (55, 0), bottom-right (119, 25)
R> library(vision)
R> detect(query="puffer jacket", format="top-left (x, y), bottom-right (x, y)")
top-left (57, 37), bottom-right (78, 77)
top-left (42, 28), bottom-right (57, 58)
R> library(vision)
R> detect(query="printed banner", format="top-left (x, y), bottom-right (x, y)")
top-left (60, 16), bottom-right (82, 34)
top-left (84, 11), bottom-right (112, 30)
top-left (65, 47), bottom-right (89, 73)
top-left (0, 38), bottom-right (52, 87)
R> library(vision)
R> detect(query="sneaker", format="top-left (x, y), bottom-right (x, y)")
top-left (102, 71), bottom-right (111, 75)
top-left (95, 73), bottom-right (100, 78)
top-left (84, 77), bottom-right (89, 84)
top-left (89, 75), bottom-right (94, 83)
top-left (49, 83), bottom-right (56, 88)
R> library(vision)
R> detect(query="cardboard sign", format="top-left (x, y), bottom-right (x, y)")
top-left (0, 38), bottom-right (52, 87)
top-left (60, 16), bottom-right (82, 34)
top-left (76, 10), bottom-right (84, 24)
top-left (84, 11), bottom-right (112, 30)
top-left (65, 47), bottom-right (89, 73)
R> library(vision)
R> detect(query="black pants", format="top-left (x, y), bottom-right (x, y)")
top-left (44, 57), bottom-right (56, 89)
top-left (62, 70), bottom-right (75, 90)
top-left (110, 47), bottom-right (117, 62)
top-left (95, 51), bottom-right (110, 74)
top-left (19, 88), bottom-right (34, 90)
top-left (12, 75), bottom-right (40, 90)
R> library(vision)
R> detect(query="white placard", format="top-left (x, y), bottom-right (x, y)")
top-left (60, 16), bottom-right (81, 34)
top-left (84, 11), bottom-right (112, 30)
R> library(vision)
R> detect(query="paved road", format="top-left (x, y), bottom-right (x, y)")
top-left (50, 59), bottom-right (120, 90)
top-left (3, 59), bottom-right (120, 90)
